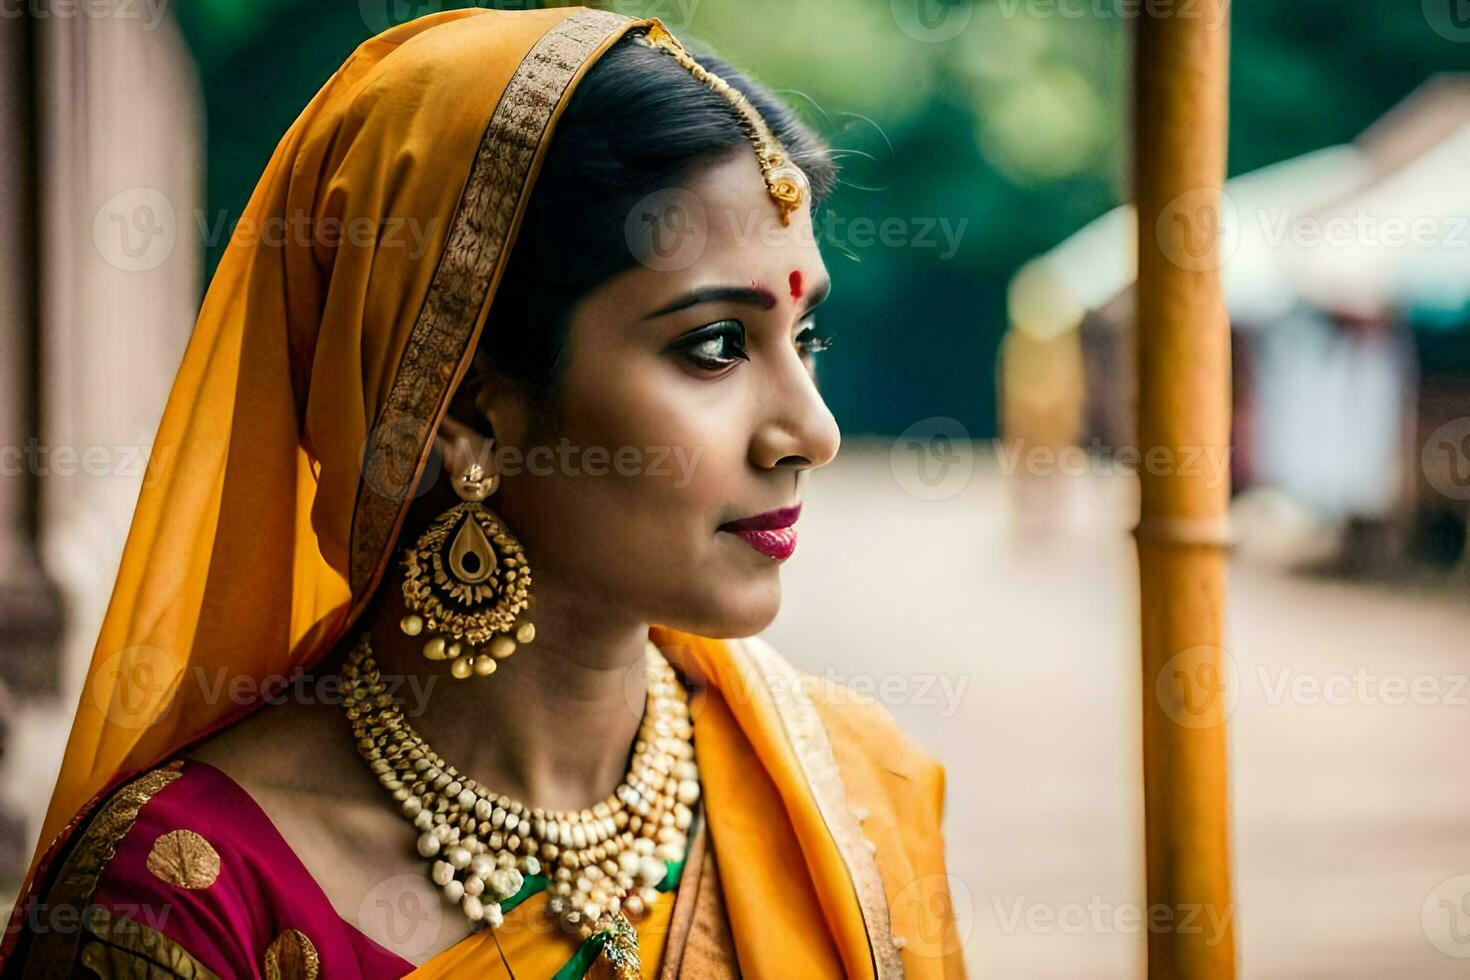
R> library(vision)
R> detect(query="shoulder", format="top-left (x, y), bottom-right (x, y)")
top-left (7, 758), bottom-right (403, 978)
top-left (731, 636), bottom-right (966, 972)
top-left (6, 760), bottom-right (260, 976)
top-left (728, 634), bottom-right (948, 818)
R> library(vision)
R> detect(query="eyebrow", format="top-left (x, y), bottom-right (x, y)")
top-left (643, 279), bottom-right (832, 320)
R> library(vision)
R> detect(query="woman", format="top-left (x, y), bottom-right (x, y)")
top-left (3, 7), bottom-right (962, 977)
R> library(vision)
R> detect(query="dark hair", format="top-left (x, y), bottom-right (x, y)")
top-left (460, 32), bottom-right (838, 428)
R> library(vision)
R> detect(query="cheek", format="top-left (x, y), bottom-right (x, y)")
top-left (513, 357), bottom-right (741, 580)
top-left (560, 358), bottom-right (743, 519)
top-left (518, 356), bottom-right (778, 632)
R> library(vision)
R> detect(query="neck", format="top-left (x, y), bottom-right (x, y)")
top-left (361, 572), bottom-right (651, 814)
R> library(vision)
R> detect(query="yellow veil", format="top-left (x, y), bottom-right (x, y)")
top-left (10, 9), bottom-right (959, 977)
top-left (22, 3), bottom-right (659, 895)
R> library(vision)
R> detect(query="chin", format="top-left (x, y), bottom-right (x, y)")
top-left (659, 570), bottom-right (782, 639)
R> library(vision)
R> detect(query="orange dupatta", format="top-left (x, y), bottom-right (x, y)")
top-left (7, 8), bottom-right (964, 977)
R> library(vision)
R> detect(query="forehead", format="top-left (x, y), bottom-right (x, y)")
top-left (688, 151), bottom-right (821, 256)
top-left (651, 151), bottom-right (826, 285)
top-left (574, 151), bottom-right (828, 323)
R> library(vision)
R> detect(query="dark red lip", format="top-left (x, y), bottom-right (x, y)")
top-left (718, 503), bottom-right (801, 532)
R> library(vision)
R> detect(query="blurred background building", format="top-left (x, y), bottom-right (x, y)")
top-left (4, 1), bottom-right (1470, 975)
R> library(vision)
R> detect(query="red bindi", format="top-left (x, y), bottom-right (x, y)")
top-left (788, 270), bottom-right (803, 301)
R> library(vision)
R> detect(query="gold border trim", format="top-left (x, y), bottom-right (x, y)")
top-left (349, 8), bottom-right (642, 595)
top-left (735, 637), bottom-right (905, 980)
top-left (22, 761), bottom-right (185, 978)
top-left (78, 905), bottom-right (221, 979)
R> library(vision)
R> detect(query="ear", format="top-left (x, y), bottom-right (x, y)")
top-left (433, 413), bottom-right (479, 474)
top-left (471, 349), bottom-right (534, 447)
top-left (439, 350), bottom-right (528, 473)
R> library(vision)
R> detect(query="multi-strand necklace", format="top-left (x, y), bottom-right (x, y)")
top-left (340, 632), bottom-right (700, 966)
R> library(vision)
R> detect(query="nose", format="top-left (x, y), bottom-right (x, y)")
top-left (750, 355), bottom-right (841, 472)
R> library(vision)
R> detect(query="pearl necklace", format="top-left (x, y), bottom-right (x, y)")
top-left (340, 632), bottom-right (700, 956)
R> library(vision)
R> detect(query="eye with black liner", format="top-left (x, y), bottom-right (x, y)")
top-left (671, 319), bottom-right (749, 372)
top-left (794, 317), bottom-right (836, 358)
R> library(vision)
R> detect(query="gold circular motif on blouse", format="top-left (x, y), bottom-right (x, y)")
top-left (144, 829), bottom-right (221, 890)
top-left (264, 928), bottom-right (320, 980)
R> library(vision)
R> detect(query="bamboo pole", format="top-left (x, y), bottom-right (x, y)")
top-left (1132, 2), bottom-right (1237, 977)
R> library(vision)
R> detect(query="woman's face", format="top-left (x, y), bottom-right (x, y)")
top-left (486, 151), bottom-right (841, 638)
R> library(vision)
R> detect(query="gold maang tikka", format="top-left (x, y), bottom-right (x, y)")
top-left (634, 22), bottom-right (811, 226)
top-left (399, 455), bottom-right (535, 679)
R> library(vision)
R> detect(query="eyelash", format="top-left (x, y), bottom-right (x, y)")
top-left (675, 317), bottom-right (835, 373)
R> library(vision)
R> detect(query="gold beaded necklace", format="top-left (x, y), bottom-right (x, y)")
top-left (340, 632), bottom-right (700, 974)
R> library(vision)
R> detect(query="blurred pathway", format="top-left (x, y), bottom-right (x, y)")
top-left (765, 441), bottom-right (1470, 978)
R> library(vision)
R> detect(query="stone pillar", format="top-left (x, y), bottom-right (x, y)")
top-left (0, 0), bottom-right (202, 890)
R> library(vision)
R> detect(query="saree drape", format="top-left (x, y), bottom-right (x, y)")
top-left (3, 7), bottom-right (965, 977)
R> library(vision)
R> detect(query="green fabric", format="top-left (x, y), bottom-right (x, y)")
top-left (499, 874), bottom-right (550, 916)
top-left (509, 816), bottom-right (696, 978)
top-left (554, 932), bottom-right (610, 980)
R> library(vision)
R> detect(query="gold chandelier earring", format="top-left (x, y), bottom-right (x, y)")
top-left (399, 452), bottom-right (535, 679)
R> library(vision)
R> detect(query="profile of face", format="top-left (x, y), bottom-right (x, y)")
top-left (450, 150), bottom-right (841, 640)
